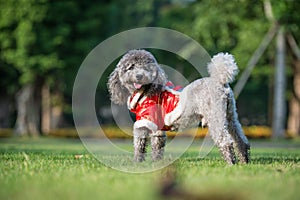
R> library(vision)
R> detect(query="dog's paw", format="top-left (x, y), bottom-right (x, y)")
top-left (133, 154), bottom-right (146, 162)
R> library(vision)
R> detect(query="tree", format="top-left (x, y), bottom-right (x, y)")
top-left (0, 0), bottom-right (119, 135)
top-left (1, 0), bottom-right (299, 137)
top-left (0, 0), bottom-right (80, 135)
top-left (268, 0), bottom-right (300, 137)
top-left (0, 0), bottom-right (53, 136)
top-left (272, 26), bottom-right (286, 138)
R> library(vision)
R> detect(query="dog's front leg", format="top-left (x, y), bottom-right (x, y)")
top-left (133, 127), bottom-right (150, 162)
top-left (151, 131), bottom-right (166, 161)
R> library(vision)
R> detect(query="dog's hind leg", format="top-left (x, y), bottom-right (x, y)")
top-left (208, 96), bottom-right (237, 165)
top-left (151, 131), bottom-right (166, 161)
top-left (212, 132), bottom-right (236, 165)
top-left (207, 92), bottom-right (236, 165)
top-left (208, 118), bottom-right (237, 165)
top-left (231, 123), bottom-right (250, 164)
top-left (227, 93), bottom-right (250, 164)
top-left (228, 118), bottom-right (250, 164)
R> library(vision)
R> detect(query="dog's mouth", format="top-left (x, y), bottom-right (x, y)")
top-left (133, 83), bottom-right (143, 90)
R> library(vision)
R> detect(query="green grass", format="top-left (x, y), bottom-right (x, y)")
top-left (0, 137), bottom-right (300, 200)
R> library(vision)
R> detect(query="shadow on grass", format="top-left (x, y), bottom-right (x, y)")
top-left (181, 156), bottom-right (300, 165)
top-left (250, 156), bottom-right (300, 164)
top-left (179, 149), bottom-right (300, 165)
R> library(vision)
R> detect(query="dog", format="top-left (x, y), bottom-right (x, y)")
top-left (108, 49), bottom-right (250, 164)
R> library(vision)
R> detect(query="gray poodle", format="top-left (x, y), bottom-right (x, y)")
top-left (108, 49), bottom-right (250, 164)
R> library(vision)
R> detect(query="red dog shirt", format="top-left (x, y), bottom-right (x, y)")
top-left (128, 82), bottom-right (182, 131)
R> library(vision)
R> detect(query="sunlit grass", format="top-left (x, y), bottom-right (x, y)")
top-left (0, 138), bottom-right (300, 200)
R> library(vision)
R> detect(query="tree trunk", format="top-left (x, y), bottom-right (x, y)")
top-left (0, 94), bottom-right (12, 128)
top-left (14, 83), bottom-right (41, 136)
top-left (287, 60), bottom-right (300, 136)
top-left (51, 91), bottom-right (64, 129)
top-left (272, 27), bottom-right (287, 138)
top-left (41, 83), bottom-right (51, 134)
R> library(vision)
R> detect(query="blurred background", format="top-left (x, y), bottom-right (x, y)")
top-left (0, 0), bottom-right (299, 138)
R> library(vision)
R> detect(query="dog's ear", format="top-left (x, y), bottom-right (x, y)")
top-left (107, 68), bottom-right (130, 105)
top-left (154, 65), bottom-right (168, 87)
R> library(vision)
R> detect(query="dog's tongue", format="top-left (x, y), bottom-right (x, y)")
top-left (134, 83), bottom-right (142, 89)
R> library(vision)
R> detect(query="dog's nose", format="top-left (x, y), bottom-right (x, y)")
top-left (136, 74), bottom-right (143, 80)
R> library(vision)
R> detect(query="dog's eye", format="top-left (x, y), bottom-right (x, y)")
top-left (127, 64), bottom-right (135, 71)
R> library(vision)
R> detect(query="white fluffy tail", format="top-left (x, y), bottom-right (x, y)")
top-left (207, 53), bottom-right (239, 84)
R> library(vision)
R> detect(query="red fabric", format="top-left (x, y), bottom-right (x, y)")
top-left (129, 83), bottom-right (182, 131)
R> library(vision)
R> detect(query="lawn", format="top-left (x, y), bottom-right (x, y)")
top-left (0, 137), bottom-right (300, 200)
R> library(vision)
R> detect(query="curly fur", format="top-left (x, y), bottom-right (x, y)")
top-left (108, 49), bottom-right (250, 164)
top-left (208, 53), bottom-right (239, 84)
top-left (108, 50), bottom-right (167, 105)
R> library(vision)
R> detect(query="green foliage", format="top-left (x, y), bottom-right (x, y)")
top-left (1, 0), bottom-right (300, 127)
top-left (0, 138), bottom-right (300, 200)
top-left (0, 0), bottom-right (56, 84)
top-left (271, 0), bottom-right (300, 29)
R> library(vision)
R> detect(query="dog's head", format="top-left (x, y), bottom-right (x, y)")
top-left (108, 49), bottom-right (168, 105)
